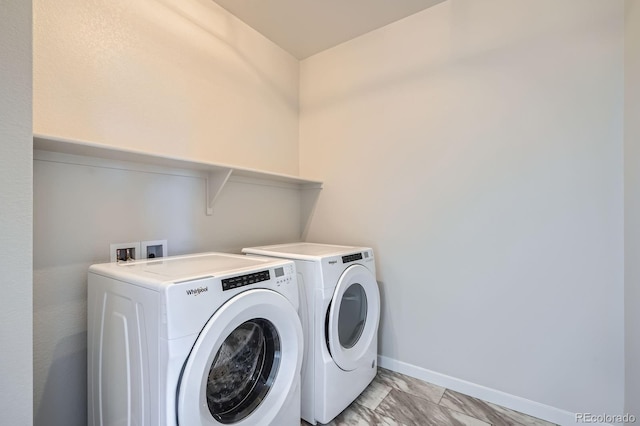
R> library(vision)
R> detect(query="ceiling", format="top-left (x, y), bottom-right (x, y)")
top-left (210, 0), bottom-right (446, 59)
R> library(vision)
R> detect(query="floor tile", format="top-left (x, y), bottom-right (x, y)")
top-left (376, 368), bottom-right (446, 404)
top-left (302, 369), bottom-right (557, 426)
top-left (376, 389), bottom-right (490, 426)
top-left (439, 389), bottom-right (557, 426)
top-left (326, 402), bottom-right (405, 426)
top-left (300, 403), bottom-right (403, 426)
top-left (299, 378), bottom-right (393, 425)
top-left (354, 377), bottom-right (393, 411)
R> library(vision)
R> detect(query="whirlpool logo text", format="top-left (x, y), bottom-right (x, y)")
top-left (185, 287), bottom-right (208, 296)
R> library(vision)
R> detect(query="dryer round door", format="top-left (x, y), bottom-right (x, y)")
top-left (327, 264), bottom-right (380, 371)
top-left (177, 289), bottom-right (303, 426)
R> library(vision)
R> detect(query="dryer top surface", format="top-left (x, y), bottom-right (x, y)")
top-left (243, 242), bottom-right (369, 259)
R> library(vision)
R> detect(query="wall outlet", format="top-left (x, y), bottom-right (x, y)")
top-left (110, 242), bottom-right (141, 263)
top-left (141, 239), bottom-right (168, 259)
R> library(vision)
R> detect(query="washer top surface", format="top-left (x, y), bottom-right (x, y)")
top-left (90, 252), bottom-right (290, 283)
top-left (119, 253), bottom-right (264, 279)
top-left (243, 242), bottom-right (369, 259)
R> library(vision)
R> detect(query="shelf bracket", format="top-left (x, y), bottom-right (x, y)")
top-left (206, 168), bottom-right (233, 215)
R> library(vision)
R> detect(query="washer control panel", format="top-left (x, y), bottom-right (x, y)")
top-left (221, 270), bottom-right (270, 291)
top-left (221, 263), bottom-right (295, 291)
top-left (274, 263), bottom-right (295, 286)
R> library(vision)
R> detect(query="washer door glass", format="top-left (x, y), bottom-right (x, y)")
top-left (207, 319), bottom-right (280, 424)
top-left (337, 284), bottom-right (367, 349)
top-left (176, 288), bottom-right (302, 426)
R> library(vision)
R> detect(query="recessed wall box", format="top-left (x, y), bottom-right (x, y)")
top-left (141, 239), bottom-right (168, 259)
top-left (110, 242), bottom-right (141, 263)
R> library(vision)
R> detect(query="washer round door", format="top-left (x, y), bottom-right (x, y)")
top-left (177, 289), bottom-right (303, 425)
top-left (327, 264), bottom-right (380, 371)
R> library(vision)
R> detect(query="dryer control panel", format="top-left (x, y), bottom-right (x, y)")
top-left (342, 250), bottom-right (373, 264)
top-left (342, 253), bottom-right (363, 263)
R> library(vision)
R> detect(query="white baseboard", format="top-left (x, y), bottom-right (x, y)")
top-left (377, 355), bottom-right (610, 426)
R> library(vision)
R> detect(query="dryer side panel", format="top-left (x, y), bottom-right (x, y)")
top-left (88, 273), bottom-right (159, 426)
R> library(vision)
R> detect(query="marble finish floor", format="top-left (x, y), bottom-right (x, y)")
top-left (301, 368), bottom-right (557, 426)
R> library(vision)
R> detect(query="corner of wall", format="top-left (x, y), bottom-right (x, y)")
top-left (0, 0), bottom-right (33, 424)
top-left (624, 0), bottom-right (640, 419)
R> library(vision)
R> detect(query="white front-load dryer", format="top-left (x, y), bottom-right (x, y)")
top-left (87, 252), bottom-right (303, 426)
top-left (242, 243), bottom-right (380, 425)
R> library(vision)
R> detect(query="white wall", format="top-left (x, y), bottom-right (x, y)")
top-left (34, 0), bottom-right (299, 175)
top-left (300, 0), bottom-right (624, 418)
top-left (625, 0), bottom-right (640, 419)
top-left (0, 0), bottom-right (33, 425)
top-left (32, 0), bottom-right (302, 424)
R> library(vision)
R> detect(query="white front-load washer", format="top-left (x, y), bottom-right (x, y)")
top-left (242, 243), bottom-right (380, 425)
top-left (87, 252), bottom-right (303, 426)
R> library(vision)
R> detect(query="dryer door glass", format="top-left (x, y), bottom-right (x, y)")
top-left (327, 264), bottom-right (380, 371)
top-left (206, 319), bottom-right (281, 424)
top-left (338, 283), bottom-right (367, 349)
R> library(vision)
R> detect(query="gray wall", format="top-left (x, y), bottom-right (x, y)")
top-left (0, 0), bottom-right (33, 425)
top-left (625, 0), bottom-right (640, 419)
top-left (300, 0), bottom-right (624, 418)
